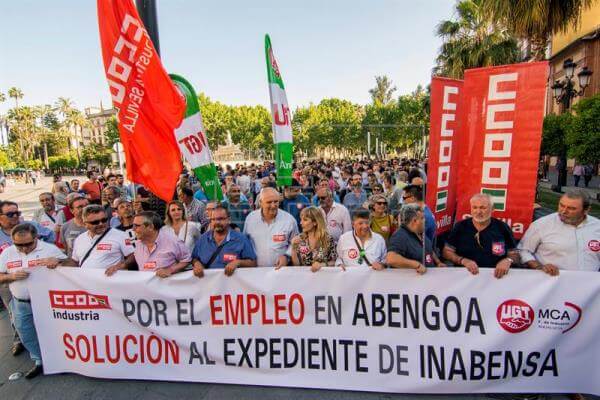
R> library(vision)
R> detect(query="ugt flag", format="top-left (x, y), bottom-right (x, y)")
top-left (170, 74), bottom-right (223, 201)
top-left (97, 0), bottom-right (185, 201)
top-left (265, 34), bottom-right (293, 187)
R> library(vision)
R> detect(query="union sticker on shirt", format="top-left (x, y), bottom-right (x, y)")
top-left (97, 243), bottom-right (112, 251)
top-left (6, 260), bottom-right (22, 269)
top-left (491, 241), bottom-right (505, 256)
top-left (298, 245), bottom-right (311, 255)
top-left (296, 204), bottom-right (304, 209)
top-left (328, 220), bottom-right (338, 228)
top-left (348, 248), bottom-right (359, 259)
top-left (143, 261), bottom-right (157, 270)
top-left (425, 254), bottom-right (433, 264)
top-left (381, 226), bottom-right (389, 232)
top-left (41, 221), bottom-right (51, 227)
top-left (272, 234), bottom-right (286, 242)
top-left (0, 243), bottom-right (10, 253)
top-left (28, 259), bottom-right (43, 268)
top-left (125, 239), bottom-right (134, 246)
top-left (588, 239), bottom-right (600, 252)
top-left (223, 253), bottom-right (238, 262)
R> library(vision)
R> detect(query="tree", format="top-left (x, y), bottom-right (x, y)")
top-left (105, 115), bottom-right (120, 146)
top-left (368, 76), bottom-right (397, 105)
top-left (5, 106), bottom-right (41, 163)
top-left (566, 93), bottom-right (600, 164)
top-left (434, 0), bottom-right (519, 79)
top-left (0, 92), bottom-right (5, 103)
top-left (81, 142), bottom-right (112, 167)
top-left (481, 0), bottom-right (595, 60)
top-left (541, 113), bottom-right (572, 156)
top-left (8, 87), bottom-right (23, 108)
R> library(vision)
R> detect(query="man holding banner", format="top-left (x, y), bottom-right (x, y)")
top-left (443, 193), bottom-right (518, 278)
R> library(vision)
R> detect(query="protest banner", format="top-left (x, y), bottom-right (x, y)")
top-left (426, 77), bottom-right (463, 235)
top-left (29, 267), bottom-right (600, 395)
top-left (455, 62), bottom-right (548, 238)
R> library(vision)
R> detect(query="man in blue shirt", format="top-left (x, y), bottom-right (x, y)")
top-left (280, 180), bottom-right (311, 228)
top-left (343, 180), bottom-right (368, 213)
top-left (222, 184), bottom-right (252, 231)
top-left (192, 205), bottom-right (256, 277)
top-left (401, 185), bottom-right (436, 243)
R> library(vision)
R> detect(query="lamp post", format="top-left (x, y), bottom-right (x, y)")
top-left (550, 58), bottom-right (593, 190)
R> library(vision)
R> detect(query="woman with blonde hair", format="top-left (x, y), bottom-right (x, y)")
top-left (289, 206), bottom-right (336, 272)
top-left (161, 200), bottom-right (202, 252)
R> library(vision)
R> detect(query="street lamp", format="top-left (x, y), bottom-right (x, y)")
top-left (551, 58), bottom-right (593, 109)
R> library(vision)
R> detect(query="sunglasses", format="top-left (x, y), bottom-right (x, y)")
top-left (2, 211), bottom-right (22, 218)
top-left (402, 196), bottom-right (412, 201)
top-left (14, 241), bottom-right (35, 248)
top-left (86, 217), bottom-right (109, 225)
top-left (318, 196), bottom-right (328, 201)
top-left (375, 202), bottom-right (387, 205)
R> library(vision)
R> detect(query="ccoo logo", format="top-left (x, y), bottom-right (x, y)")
top-left (497, 299), bottom-right (534, 333)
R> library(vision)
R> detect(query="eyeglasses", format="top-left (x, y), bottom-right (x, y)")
top-left (86, 217), bottom-right (109, 225)
top-left (14, 241), bottom-right (35, 248)
top-left (375, 202), bottom-right (387, 205)
top-left (132, 223), bottom-right (145, 228)
top-left (402, 196), bottom-right (412, 201)
top-left (210, 217), bottom-right (229, 222)
top-left (1, 211), bottom-right (21, 218)
top-left (318, 196), bottom-right (328, 201)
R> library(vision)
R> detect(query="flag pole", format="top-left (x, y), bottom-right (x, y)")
top-left (135, 0), bottom-right (161, 56)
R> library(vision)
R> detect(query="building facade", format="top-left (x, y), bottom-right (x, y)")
top-left (80, 105), bottom-right (117, 146)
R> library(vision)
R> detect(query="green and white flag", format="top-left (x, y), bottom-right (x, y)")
top-left (170, 74), bottom-right (223, 201)
top-left (265, 34), bottom-right (293, 187)
top-left (481, 188), bottom-right (507, 212)
top-left (436, 190), bottom-right (448, 212)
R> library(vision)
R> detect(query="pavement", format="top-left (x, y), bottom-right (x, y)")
top-left (543, 170), bottom-right (600, 201)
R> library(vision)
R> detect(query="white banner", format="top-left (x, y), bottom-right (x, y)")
top-left (28, 267), bottom-right (600, 395)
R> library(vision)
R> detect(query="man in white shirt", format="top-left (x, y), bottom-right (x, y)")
top-left (63, 205), bottom-right (134, 270)
top-left (519, 189), bottom-right (600, 274)
top-left (32, 192), bottom-right (60, 233)
top-left (0, 223), bottom-right (66, 379)
top-left (317, 188), bottom-right (351, 242)
top-left (243, 188), bottom-right (299, 268)
top-left (336, 208), bottom-right (387, 269)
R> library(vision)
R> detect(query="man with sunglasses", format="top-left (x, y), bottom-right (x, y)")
top-left (106, 211), bottom-right (191, 277)
top-left (443, 193), bottom-right (518, 278)
top-left (0, 223), bottom-right (66, 379)
top-left (63, 205), bottom-right (134, 270)
top-left (335, 208), bottom-right (387, 269)
top-left (401, 185), bottom-right (436, 243)
top-left (317, 187), bottom-right (351, 243)
top-left (0, 201), bottom-right (55, 358)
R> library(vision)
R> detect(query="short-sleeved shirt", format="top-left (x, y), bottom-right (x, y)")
top-left (72, 228), bottom-right (134, 269)
top-left (33, 208), bottom-right (60, 232)
top-left (134, 230), bottom-right (191, 271)
top-left (281, 195), bottom-right (311, 228)
top-left (423, 206), bottom-right (436, 243)
top-left (192, 229), bottom-right (256, 269)
top-left (81, 180), bottom-right (102, 201)
top-left (243, 209), bottom-right (299, 267)
top-left (0, 222), bottom-right (55, 252)
top-left (445, 218), bottom-right (516, 268)
top-left (518, 213), bottom-right (600, 272)
top-left (0, 241), bottom-right (67, 299)
top-left (388, 226), bottom-right (436, 268)
top-left (60, 220), bottom-right (87, 257)
top-left (289, 233), bottom-right (337, 265)
top-left (343, 191), bottom-right (368, 213)
top-left (335, 230), bottom-right (387, 267)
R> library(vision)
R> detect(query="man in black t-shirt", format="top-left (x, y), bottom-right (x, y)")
top-left (443, 193), bottom-right (518, 278)
top-left (386, 204), bottom-right (446, 274)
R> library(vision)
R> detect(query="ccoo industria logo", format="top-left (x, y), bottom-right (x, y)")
top-left (49, 290), bottom-right (110, 321)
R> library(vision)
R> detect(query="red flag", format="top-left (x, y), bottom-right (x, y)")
top-left (97, 0), bottom-right (184, 201)
top-left (455, 61), bottom-right (548, 238)
top-left (426, 77), bottom-right (463, 235)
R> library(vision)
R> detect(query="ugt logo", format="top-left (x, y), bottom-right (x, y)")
top-left (179, 131), bottom-right (208, 155)
top-left (497, 299), bottom-right (534, 333)
top-left (272, 103), bottom-right (290, 127)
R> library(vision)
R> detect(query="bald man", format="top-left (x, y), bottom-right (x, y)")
top-left (243, 188), bottom-right (298, 268)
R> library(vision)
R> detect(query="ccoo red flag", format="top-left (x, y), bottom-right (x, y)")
top-left (97, 0), bottom-right (185, 201)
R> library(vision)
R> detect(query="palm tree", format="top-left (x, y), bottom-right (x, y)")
top-left (65, 109), bottom-right (88, 162)
top-left (55, 97), bottom-right (75, 117)
top-left (8, 87), bottom-right (24, 108)
top-left (369, 76), bottom-right (397, 105)
top-left (6, 106), bottom-right (40, 162)
top-left (434, 0), bottom-right (519, 79)
top-left (0, 92), bottom-right (5, 103)
top-left (481, 0), bottom-right (595, 60)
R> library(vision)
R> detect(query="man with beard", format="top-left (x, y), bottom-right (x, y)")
top-left (519, 189), bottom-right (600, 274)
top-left (192, 204), bottom-right (256, 277)
top-left (113, 198), bottom-right (135, 245)
top-left (223, 184), bottom-right (251, 231)
top-left (281, 179), bottom-right (311, 228)
top-left (442, 193), bottom-right (518, 278)
top-left (32, 192), bottom-right (60, 233)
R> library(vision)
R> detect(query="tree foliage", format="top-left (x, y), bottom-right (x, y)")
top-left (566, 94), bottom-right (600, 164)
top-left (369, 75), bottom-right (397, 105)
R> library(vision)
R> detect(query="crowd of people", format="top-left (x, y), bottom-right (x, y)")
top-left (0, 157), bottom-right (597, 400)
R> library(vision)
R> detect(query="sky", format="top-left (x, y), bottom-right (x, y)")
top-left (0, 0), bottom-right (456, 114)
